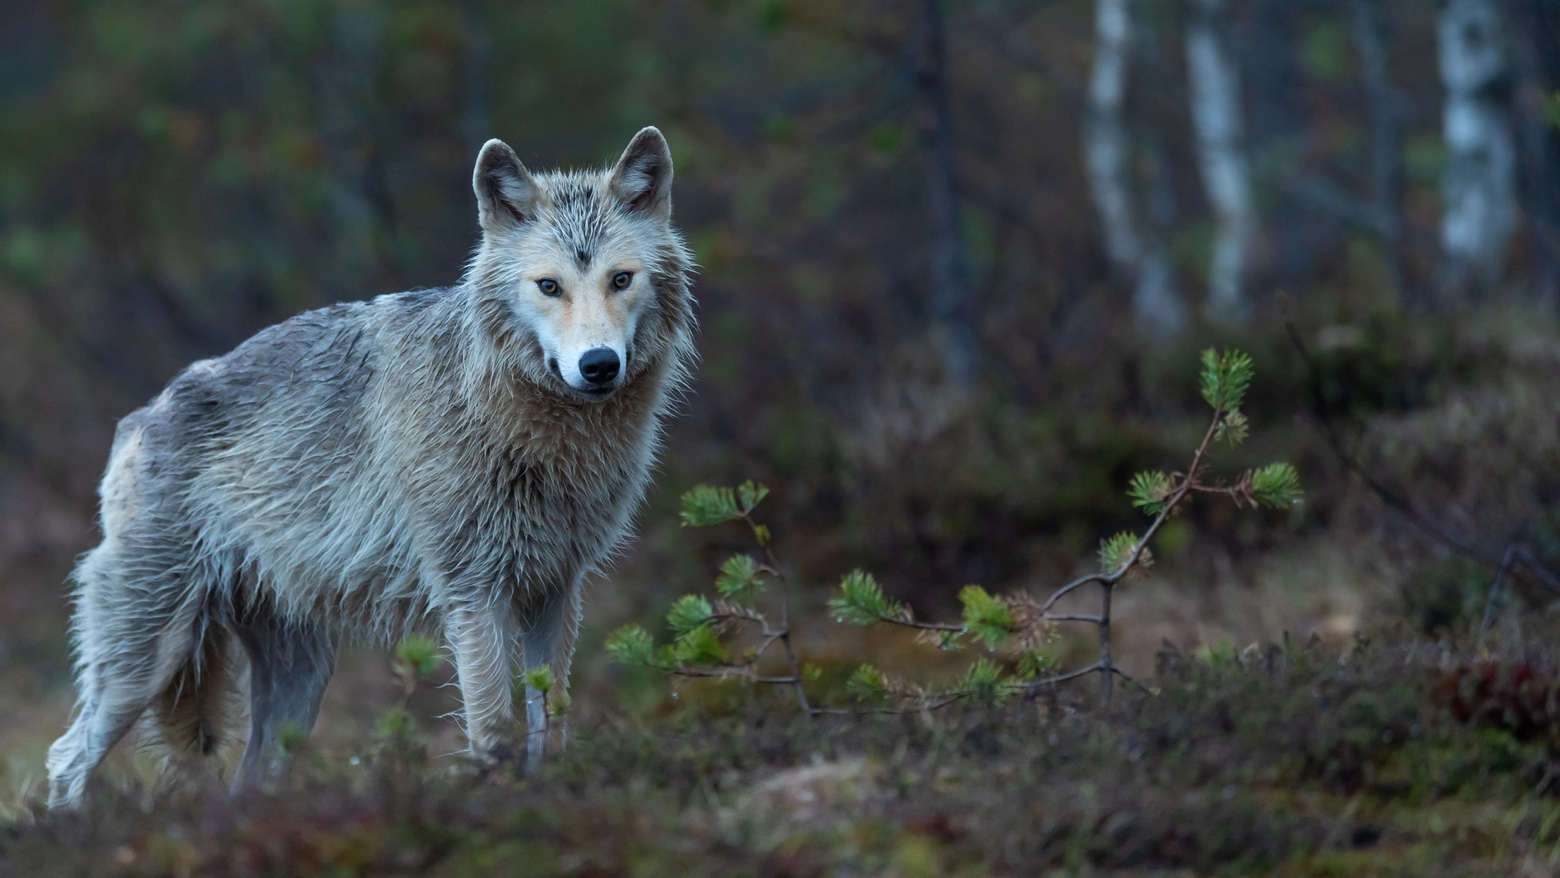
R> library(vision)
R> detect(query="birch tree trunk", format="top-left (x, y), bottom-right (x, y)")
top-left (915, 0), bottom-right (980, 390)
top-left (1351, 0), bottom-right (1408, 302)
top-left (1438, 0), bottom-right (1519, 298)
top-left (1083, 0), bottom-right (1185, 337)
top-left (1185, 0), bottom-right (1255, 323)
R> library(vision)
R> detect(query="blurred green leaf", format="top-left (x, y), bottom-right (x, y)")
top-left (958, 585), bottom-right (1015, 648)
top-left (715, 554), bottom-right (764, 600)
top-left (829, 570), bottom-right (904, 626)
top-left (1251, 463), bottom-right (1304, 509)
top-left (1199, 348), bottom-right (1255, 412)
top-left (1215, 409), bottom-right (1250, 447)
top-left (680, 485), bottom-right (740, 527)
top-left (666, 594), bottom-right (713, 635)
top-left (394, 635), bottom-right (443, 680)
top-left (1016, 651), bottom-right (1060, 680)
top-left (1100, 532), bottom-right (1152, 578)
top-left (847, 663), bottom-right (886, 701)
top-left (522, 664), bottom-right (555, 694)
top-left (955, 657), bottom-right (1014, 701)
top-left (736, 480), bottom-right (769, 514)
top-left (1127, 471), bottom-right (1174, 517)
top-left (605, 625), bottom-right (657, 667)
top-left (673, 624), bottom-right (728, 666)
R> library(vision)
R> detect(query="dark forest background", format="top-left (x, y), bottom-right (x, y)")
top-left (2, 0), bottom-right (1559, 800)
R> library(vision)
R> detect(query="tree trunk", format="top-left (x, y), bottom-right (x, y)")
top-left (1084, 0), bottom-right (1185, 337)
top-left (1245, 0), bottom-right (1313, 292)
top-left (915, 0), bottom-right (980, 390)
top-left (1438, 0), bottom-right (1519, 299)
top-left (1516, 0), bottom-right (1560, 305)
top-left (1186, 0), bottom-right (1255, 323)
top-left (1351, 0), bottom-right (1409, 303)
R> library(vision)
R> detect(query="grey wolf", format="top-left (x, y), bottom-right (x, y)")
top-left (45, 127), bottom-right (695, 808)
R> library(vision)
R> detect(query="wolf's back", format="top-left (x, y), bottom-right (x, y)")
top-left (100, 290), bottom-right (458, 628)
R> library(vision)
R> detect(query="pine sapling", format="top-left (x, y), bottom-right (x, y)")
top-left (831, 348), bottom-right (1303, 709)
top-left (605, 481), bottom-right (815, 713)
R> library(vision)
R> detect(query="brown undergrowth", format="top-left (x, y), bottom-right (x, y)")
top-left (8, 627), bottom-right (1560, 876)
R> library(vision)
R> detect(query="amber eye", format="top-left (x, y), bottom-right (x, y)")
top-left (611, 271), bottom-right (633, 290)
top-left (537, 278), bottom-right (560, 296)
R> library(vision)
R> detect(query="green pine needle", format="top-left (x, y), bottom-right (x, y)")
top-left (1200, 348), bottom-right (1256, 412)
top-left (605, 625), bottom-right (657, 667)
top-left (958, 585), bottom-right (1016, 647)
top-left (393, 635), bottom-right (443, 680)
top-left (955, 657), bottom-right (1015, 700)
top-left (847, 663), bottom-right (887, 700)
top-left (666, 594), bottom-right (714, 635)
top-left (673, 624), bottom-right (729, 666)
top-left (521, 664), bottom-right (555, 694)
top-left (1127, 471), bottom-right (1174, 517)
top-left (1251, 463), bottom-right (1304, 509)
top-left (680, 485), bottom-right (740, 527)
top-left (1215, 409), bottom-right (1250, 447)
top-left (1016, 651), bottom-right (1060, 680)
top-left (828, 569), bottom-right (905, 626)
top-left (736, 481), bottom-right (770, 514)
top-left (1099, 531), bottom-right (1146, 576)
top-left (714, 554), bottom-right (764, 600)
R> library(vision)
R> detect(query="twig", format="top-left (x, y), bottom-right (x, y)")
top-left (741, 510), bottom-right (813, 716)
top-left (1019, 661), bottom-right (1105, 691)
top-left (1282, 314), bottom-right (1560, 594)
top-left (1477, 539), bottom-right (1523, 652)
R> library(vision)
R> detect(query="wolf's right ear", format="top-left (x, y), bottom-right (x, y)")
top-left (473, 139), bottom-right (542, 234)
top-left (609, 127), bottom-right (674, 221)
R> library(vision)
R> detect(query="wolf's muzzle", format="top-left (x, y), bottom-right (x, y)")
top-left (578, 347), bottom-right (621, 387)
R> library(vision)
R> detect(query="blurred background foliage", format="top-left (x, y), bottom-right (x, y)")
top-left (1, 0), bottom-right (1559, 763)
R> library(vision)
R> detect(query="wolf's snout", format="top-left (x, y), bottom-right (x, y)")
top-left (578, 348), bottom-right (621, 386)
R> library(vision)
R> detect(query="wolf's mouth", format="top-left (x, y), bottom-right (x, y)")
top-left (547, 357), bottom-right (618, 400)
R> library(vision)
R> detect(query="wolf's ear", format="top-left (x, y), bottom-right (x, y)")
top-left (474, 139), bottom-right (542, 234)
top-left (609, 127), bottom-right (674, 221)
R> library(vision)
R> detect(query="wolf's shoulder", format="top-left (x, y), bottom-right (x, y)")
top-left (123, 290), bottom-right (458, 440)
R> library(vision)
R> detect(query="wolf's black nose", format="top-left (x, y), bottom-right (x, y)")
top-left (579, 348), bottom-right (620, 385)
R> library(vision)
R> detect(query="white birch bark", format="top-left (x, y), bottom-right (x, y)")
top-left (1438, 0), bottom-right (1518, 295)
top-left (1185, 0), bottom-right (1255, 322)
top-left (1084, 0), bottom-right (1185, 336)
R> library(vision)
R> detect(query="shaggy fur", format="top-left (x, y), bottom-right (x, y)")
top-left (45, 128), bottom-right (696, 809)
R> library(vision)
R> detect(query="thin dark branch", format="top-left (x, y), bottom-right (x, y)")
top-left (1478, 538), bottom-right (1524, 651)
top-left (1020, 661), bottom-right (1105, 691)
top-left (1283, 314), bottom-right (1560, 593)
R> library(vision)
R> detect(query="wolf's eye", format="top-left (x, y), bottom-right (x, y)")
top-left (611, 271), bottom-right (633, 290)
top-left (537, 278), bottom-right (560, 297)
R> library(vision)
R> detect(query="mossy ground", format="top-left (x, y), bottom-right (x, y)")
top-left (7, 628), bottom-right (1560, 876)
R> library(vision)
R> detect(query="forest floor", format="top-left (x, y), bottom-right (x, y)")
top-left (2, 309), bottom-right (1557, 875)
top-left (5, 624), bottom-right (1560, 877)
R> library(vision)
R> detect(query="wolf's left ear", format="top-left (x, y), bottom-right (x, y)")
top-left (609, 127), bottom-right (674, 221)
top-left (474, 139), bottom-right (543, 234)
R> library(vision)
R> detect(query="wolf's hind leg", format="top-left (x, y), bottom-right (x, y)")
top-left (46, 560), bottom-right (203, 809)
top-left (232, 619), bottom-right (339, 790)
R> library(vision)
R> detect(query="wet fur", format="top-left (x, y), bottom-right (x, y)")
top-left (46, 129), bottom-right (695, 808)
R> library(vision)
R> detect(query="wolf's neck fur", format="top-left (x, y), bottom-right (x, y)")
top-left (442, 276), bottom-right (691, 471)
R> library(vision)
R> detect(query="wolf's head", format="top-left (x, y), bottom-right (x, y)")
top-left (465, 127), bottom-right (695, 403)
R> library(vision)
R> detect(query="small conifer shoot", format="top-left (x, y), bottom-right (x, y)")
top-left (609, 349), bottom-right (1302, 712)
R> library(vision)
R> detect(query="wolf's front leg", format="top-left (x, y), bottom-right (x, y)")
top-left (520, 580), bottom-right (584, 772)
top-left (444, 603), bottom-right (515, 758)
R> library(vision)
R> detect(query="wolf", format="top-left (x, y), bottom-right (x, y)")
top-left (44, 127), bottom-right (696, 809)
